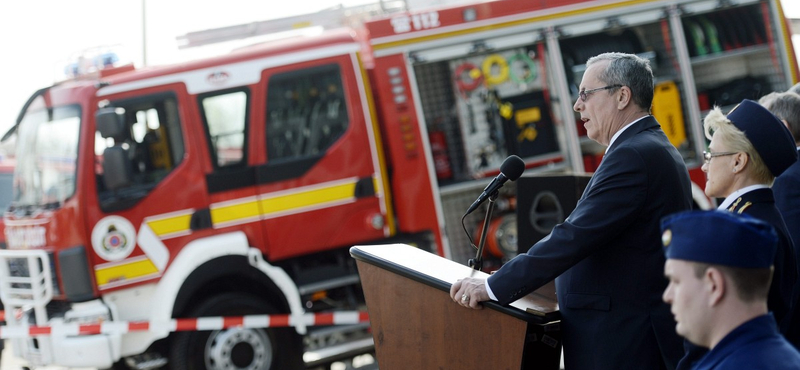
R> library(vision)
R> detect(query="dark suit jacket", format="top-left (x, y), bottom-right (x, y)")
top-left (772, 149), bottom-right (800, 282)
top-left (773, 149), bottom-right (800, 350)
top-left (488, 116), bottom-right (691, 370)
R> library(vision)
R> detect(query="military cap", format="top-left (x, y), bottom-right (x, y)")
top-left (727, 99), bottom-right (798, 177)
top-left (661, 210), bottom-right (777, 269)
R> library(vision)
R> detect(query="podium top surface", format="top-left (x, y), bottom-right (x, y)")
top-left (350, 244), bottom-right (559, 323)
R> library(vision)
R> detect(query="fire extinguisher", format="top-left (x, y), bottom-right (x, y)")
top-left (429, 130), bottom-right (453, 180)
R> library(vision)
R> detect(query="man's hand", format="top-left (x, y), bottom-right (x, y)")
top-left (450, 277), bottom-right (490, 309)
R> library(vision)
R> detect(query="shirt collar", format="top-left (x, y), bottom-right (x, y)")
top-left (606, 115), bottom-right (650, 153)
top-left (717, 184), bottom-right (770, 210)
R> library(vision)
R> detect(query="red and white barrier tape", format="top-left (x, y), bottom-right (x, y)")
top-left (0, 311), bottom-right (369, 339)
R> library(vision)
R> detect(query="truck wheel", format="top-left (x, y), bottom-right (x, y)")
top-left (169, 292), bottom-right (303, 370)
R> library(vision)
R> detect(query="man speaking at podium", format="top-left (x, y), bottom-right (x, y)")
top-left (451, 53), bottom-right (692, 369)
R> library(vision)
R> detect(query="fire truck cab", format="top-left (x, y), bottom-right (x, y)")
top-left (1, 30), bottom-right (406, 370)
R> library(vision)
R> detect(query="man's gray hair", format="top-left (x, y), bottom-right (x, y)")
top-left (586, 52), bottom-right (654, 111)
top-left (760, 91), bottom-right (800, 144)
top-left (788, 82), bottom-right (800, 96)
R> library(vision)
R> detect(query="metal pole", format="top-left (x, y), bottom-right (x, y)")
top-left (468, 192), bottom-right (498, 271)
top-left (545, 27), bottom-right (585, 174)
top-left (142, 0), bottom-right (147, 66)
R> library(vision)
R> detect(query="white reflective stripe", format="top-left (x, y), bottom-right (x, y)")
top-left (137, 222), bottom-right (171, 272)
top-left (196, 317), bottom-right (223, 331)
top-left (102, 322), bottom-right (131, 335)
top-left (167, 320), bottom-right (180, 333)
top-left (0, 311), bottom-right (369, 339)
top-left (333, 311), bottom-right (361, 325)
top-left (50, 323), bottom-right (79, 337)
top-left (1, 326), bottom-right (28, 338)
top-left (98, 44), bottom-right (360, 96)
top-left (291, 314), bottom-right (309, 328)
top-left (243, 315), bottom-right (270, 329)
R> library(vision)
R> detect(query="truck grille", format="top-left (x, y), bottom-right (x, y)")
top-left (0, 250), bottom-right (54, 311)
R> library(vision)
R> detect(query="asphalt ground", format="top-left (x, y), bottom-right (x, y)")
top-left (0, 343), bottom-right (559, 369)
top-left (0, 341), bottom-right (379, 370)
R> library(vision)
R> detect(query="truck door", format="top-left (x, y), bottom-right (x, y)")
top-left (257, 53), bottom-right (389, 260)
top-left (88, 86), bottom-right (206, 291)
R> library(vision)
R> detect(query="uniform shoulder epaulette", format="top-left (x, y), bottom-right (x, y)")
top-left (736, 201), bottom-right (753, 214)
top-left (727, 197), bottom-right (742, 212)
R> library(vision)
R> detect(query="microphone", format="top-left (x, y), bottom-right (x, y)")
top-left (465, 155), bottom-right (525, 215)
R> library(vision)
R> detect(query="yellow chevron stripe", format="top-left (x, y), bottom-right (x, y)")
top-left (260, 181), bottom-right (356, 215)
top-left (95, 258), bottom-right (159, 286)
top-left (147, 214), bottom-right (192, 237)
top-left (211, 200), bottom-right (261, 225)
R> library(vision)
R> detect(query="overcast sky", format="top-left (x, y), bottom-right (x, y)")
top-left (0, 0), bottom-right (798, 139)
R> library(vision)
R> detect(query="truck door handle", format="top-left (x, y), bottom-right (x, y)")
top-left (190, 208), bottom-right (212, 230)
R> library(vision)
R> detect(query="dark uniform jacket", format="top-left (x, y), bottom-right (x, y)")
top-left (487, 116), bottom-right (691, 370)
top-left (728, 188), bottom-right (798, 331)
top-left (677, 188), bottom-right (800, 370)
top-left (772, 148), bottom-right (800, 270)
top-left (693, 314), bottom-right (800, 370)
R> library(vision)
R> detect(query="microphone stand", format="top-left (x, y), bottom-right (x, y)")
top-left (468, 190), bottom-right (499, 271)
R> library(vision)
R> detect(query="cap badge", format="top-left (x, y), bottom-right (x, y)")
top-left (662, 229), bottom-right (672, 247)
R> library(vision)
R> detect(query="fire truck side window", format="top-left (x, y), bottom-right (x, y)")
top-left (265, 64), bottom-right (349, 161)
top-left (199, 89), bottom-right (248, 168)
top-left (95, 93), bottom-right (184, 211)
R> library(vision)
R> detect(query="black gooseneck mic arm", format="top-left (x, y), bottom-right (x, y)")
top-left (468, 191), bottom-right (499, 271)
top-left (462, 155), bottom-right (525, 270)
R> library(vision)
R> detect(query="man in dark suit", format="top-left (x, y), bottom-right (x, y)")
top-left (759, 91), bottom-right (800, 349)
top-left (450, 52), bottom-right (691, 369)
top-left (761, 92), bottom-right (800, 275)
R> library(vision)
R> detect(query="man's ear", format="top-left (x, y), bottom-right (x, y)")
top-left (705, 267), bottom-right (726, 307)
top-left (617, 86), bottom-right (632, 110)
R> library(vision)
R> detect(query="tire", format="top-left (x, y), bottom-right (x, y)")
top-left (169, 292), bottom-right (303, 370)
top-left (100, 359), bottom-right (130, 370)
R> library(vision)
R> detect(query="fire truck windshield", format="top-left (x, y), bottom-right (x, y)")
top-left (13, 105), bottom-right (80, 208)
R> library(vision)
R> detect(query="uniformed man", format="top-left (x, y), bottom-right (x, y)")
top-left (662, 210), bottom-right (800, 369)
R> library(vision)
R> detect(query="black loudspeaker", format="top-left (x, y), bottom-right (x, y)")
top-left (516, 174), bottom-right (591, 254)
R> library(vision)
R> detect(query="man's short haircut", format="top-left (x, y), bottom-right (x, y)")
top-left (586, 52), bottom-right (654, 112)
top-left (691, 262), bottom-right (773, 302)
top-left (704, 108), bottom-right (774, 184)
top-left (788, 82), bottom-right (800, 96)
top-left (759, 91), bottom-right (800, 143)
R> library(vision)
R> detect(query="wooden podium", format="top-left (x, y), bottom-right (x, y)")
top-left (350, 244), bottom-right (560, 370)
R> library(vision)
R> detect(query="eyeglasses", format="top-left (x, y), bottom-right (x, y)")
top-left (579, 84), bottom-right (623, 102)
top-left (703, 151), bottom-right (738, 164)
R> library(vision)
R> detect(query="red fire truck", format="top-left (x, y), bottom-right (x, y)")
top-left (0, 0), bottom-right (796, 369)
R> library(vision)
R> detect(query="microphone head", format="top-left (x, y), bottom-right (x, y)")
top-left (500, 155), bottom-right (525, 181)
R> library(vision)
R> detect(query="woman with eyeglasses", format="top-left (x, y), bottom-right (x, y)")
top-left (682, 99), bottom-right (799, 369)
